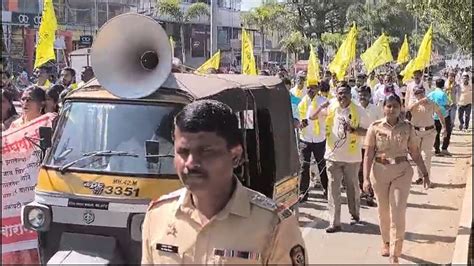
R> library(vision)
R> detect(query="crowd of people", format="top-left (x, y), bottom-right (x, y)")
top-left (284, 65), bottom-right (471, 263)
top-left (1, 64), bottom-right (95, 132)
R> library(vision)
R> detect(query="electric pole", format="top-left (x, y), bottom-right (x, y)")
top-left (210, 0), bottom-right (218, 56)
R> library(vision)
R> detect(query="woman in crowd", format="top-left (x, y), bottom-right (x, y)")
top-left (45, 85), bottom-right (63, 113)
top-left (1, 89), bottom-right (20, 131)
top-left (363, 94), bottom-right (429, 264)
top-left (10, 86), bottom-right (46, 129)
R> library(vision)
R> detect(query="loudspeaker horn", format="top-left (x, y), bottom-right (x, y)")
top-left (91, 13), bottom-right (172, 99)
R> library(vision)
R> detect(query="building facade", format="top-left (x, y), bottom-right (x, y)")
top-left (1, 0), bottom-right (138, 74)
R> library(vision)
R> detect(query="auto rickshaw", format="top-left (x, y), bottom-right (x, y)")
top-left (22, 13), bottom-right (300, 264)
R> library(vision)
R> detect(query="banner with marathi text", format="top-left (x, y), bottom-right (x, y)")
top-left (2, 113), bottom-right (56, 264)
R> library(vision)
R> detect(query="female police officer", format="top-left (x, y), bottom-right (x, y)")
top-left (362, 94), bottom-right (429, 264)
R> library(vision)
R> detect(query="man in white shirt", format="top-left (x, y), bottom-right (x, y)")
top-left (457, 72), bottom-right (472, 131)
top-left (356, 85), bottom-right (383, 207)
top-left (404, 70), bottom-right (424, 111)
top-left (324, 83), bottom-right (370, 233)
top-left (298, 84), bottom-right (329, 201)
top-left (373, 74), bottom-right (401, 106)
top-left (351, 74), bottom-right (368, 104)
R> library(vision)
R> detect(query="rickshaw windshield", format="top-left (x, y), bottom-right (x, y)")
top-left (44, 101), bottom-right (181, 176)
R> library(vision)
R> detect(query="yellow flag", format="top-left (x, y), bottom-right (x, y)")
top-left (397, 34), bottom-right (410, 64)
top-left (241, 29), bottom-right (257, 75)
top-left (196, 50), bottom-right (221, 74)
top-left (401, 25), bottom-right (433, 82)
top-left (328, 23), bottom-right (358, 81)
top-left (360, 33), bottom-right (393, 74)
top-left (34, 0), bottom-right (57, 69)
top-left (306, 44), bottom-right (320, 86)
top-left (169, 36), bottom-right (175, 58)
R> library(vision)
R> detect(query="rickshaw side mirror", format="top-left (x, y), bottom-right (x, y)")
top-left (39, 127), bottom-right (53, 150)
top-left (145, 140), bottom-right (160, 163)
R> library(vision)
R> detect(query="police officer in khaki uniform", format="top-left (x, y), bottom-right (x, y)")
top-left (406, 85), bottom-right (447, 184)
top-left (142, 100), bottom-right (306, 265)
top-left (363, 94), bottom-right (430, 264)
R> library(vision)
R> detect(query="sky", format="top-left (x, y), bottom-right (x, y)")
top-left (240, 0), bottom-right (263, 11)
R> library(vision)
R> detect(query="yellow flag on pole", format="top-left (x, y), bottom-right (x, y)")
top-left (196, 50), bottom-right (221, 74)
top-left (328, 23), bottom-right (358, 81)
top-left (401, 25), bottom-right (433, 82)
top-left (397, 34), bottom-right (410, 64)
top-left (34, 0), bottom-right (57, 69)
top-left (306, 44), bottom-right (320, 86)
top-left (360, 33), bottom-right (393, 74)
top-left (241, 29), bottom-right (257, 75)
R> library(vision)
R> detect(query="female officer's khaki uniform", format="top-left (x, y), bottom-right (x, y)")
top-left (409, 100), bottom-right (438, 178)
top-left (364, 118), bottom-right (418, 257)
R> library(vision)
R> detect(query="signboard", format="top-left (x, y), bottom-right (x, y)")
top-left (1, 113), bottom-right (56, 264)
top-left (11, 12), bottom-right (41, 28)
top-left (79, 35), bottom-right (93, 47)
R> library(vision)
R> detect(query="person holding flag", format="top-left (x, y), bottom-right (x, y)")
top-left (34, 0), bottom-right (57, 89)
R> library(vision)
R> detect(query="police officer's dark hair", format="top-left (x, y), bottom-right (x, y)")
top-left (174, 100), bottom-right (242, 148)
top-left (62, 67), bottom-right (76, 77)
top-left (383, 93), bottom-right (402, 106)
top-left (435, 78), bottom-right (445, 88)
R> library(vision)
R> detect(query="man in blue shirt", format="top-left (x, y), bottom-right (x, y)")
top-left (428, 78), bottom-right (452, 156)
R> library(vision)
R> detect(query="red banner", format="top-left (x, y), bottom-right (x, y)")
top-left (2, 113), bottom-right (56, 264)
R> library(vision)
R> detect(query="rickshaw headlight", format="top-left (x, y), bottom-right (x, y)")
top-left (28, 208), bottom-right (45, 228)
top-left (21, 203), bottom-right (51, 231)
top-left (130, 214), bottom-right (145, 242)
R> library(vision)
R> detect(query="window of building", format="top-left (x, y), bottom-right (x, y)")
top-left (18, 0), bottom-right (39, 13)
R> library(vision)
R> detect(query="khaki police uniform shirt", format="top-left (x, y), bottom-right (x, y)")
top-left (410, 100), bottom-right (437, 128)
top-left (364, 118), bottom-right (418, 159)
top-left (142, 180), bottom-right (307, 265)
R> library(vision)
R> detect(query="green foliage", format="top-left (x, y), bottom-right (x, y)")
top-left (398, 0), bottom-right (472, 52)
top-left (287, 0), bottom-right (359, 38)
top-left (345, 1), bottom-right (415, 51)
top-left (185, 2), bottom-right (210, 22)
top-left (279, 31), bottom-right (308, 55)
top-left (241, 3), bottom-right (288, 34)
top-left (155, 0), bottom-right (209, 22)
top-left (320, 32), bottom-right (344, 50)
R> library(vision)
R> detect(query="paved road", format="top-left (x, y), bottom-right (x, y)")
top-left (300, 129), bottom-right (472, 264)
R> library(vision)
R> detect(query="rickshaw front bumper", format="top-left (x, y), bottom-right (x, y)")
top-left (47, 232), bottom-right (123, 265)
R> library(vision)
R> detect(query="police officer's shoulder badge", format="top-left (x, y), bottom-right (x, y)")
top-left (276, 204), bottom-right (293, 221)
top-left (249, 192), bottom-right (277, 211)
top-left (290, 244), bottom-right (305, 266)
top-left (147, 188), bottom-right (185, 211)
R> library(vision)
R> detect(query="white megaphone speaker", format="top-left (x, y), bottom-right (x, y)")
top-left (91, 13), bottom-right (172, 99)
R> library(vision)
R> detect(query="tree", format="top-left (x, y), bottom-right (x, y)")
top-left (398, 0), bottom-right (472, 52)
top-left (279, 31), bottom-right (308, 68)
top-left (287, 0), bottom-right (359, 39)
top-left (241, 3), bottom-right (288, 69)
top-left (345, 1), bottom-right (415, 56)
top-left (155, 0), bottom-right (209, 64)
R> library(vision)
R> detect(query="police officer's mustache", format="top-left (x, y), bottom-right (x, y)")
top-left (183, 167), bottom-right (206, 177)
